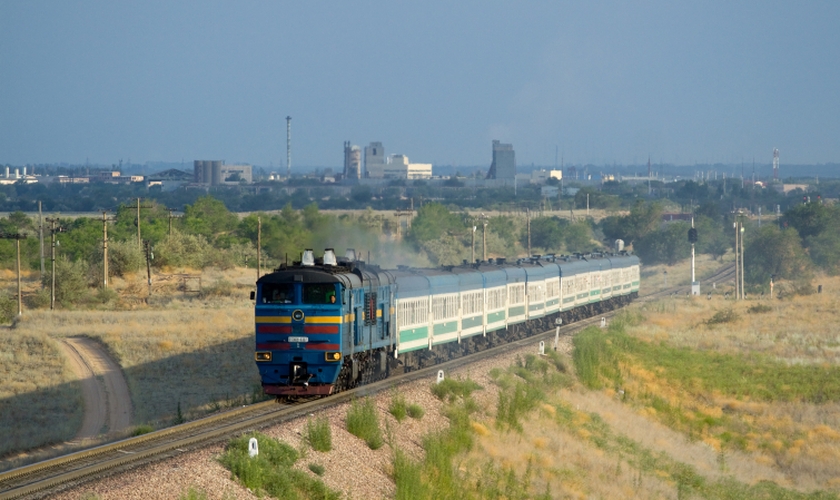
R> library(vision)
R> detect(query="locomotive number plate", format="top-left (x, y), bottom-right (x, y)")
top-left (288, 336), bottom-right (309, 343)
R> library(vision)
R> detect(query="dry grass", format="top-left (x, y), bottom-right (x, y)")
top-left (611, 278), bottom-right (840, 492)
top-left (0, 330), bottom-right (83, 459)
top-left (634, 274), bottom-right (840, 365)
top-left (1, 266), bottom-right (263, 465)
top-left (641, 251), bottom-right (734, 290)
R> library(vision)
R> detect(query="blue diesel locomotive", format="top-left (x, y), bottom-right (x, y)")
top-left (254, 248), bottom-right (640, 398)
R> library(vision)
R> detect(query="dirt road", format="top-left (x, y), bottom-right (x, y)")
top-left (59, 337), bottom-right (133, 441)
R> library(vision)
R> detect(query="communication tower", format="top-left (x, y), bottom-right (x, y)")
top-left (772, 148), bottom-right (779, 181)
top-left (286, 116), bottom-right (292, 179)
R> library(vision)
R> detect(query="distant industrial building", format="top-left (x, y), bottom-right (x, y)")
top-left (358, 141), bottom-right (431, 180)
top-left (194, 160), bottom-right (252, 185)
top-left (486, 140), bottom-right (516, 180)
top-left (382, 154), bottom-right (432, 180)
top-left (0, 166), bottom-right (38, 185)
top-left (364, 142), bottom-right (386, 178)
top-left (343, 142), bottom-right (362, 180)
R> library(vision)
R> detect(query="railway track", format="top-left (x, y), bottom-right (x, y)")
top-left (0, 264), bottom-right (733, 500)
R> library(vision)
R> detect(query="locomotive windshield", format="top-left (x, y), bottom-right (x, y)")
top-left (303, 283), bottom-right (338, 304)
top-left (262, 283), bottom-right (294, 304)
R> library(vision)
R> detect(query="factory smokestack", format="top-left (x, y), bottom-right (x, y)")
top-left (286, 116), bottom-right (292, 179)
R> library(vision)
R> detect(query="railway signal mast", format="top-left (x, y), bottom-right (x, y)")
top-left (688, 218), bottom-right (698, 295)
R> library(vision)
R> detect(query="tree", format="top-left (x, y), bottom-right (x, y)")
top-left (782, 202), bottom-right (840, 241)
top-left (693, 215), bottom-right (729, 260)
top-left (599, 201), bottom-right (664, 246)
top-left (634, 222), bottom-right (691, 266)
top-left (527, 216), bottom-right (565, 251)
top-left (408, 203), bottom-right (464, 245)
top-left (183, 196), bottom-right (238, 240)
top-left (744, 225), bottom-right (811, 285)
top-left (564, 221), bottom-right (596, 253)
top-left (806, 231), bottom-right (840, 275)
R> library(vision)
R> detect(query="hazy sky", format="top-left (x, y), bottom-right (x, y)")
top-left (2, 1), bottom-right (839, 169)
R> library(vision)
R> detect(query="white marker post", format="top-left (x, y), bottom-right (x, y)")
top-left (248, 437), bottom-right (259, 458)
top-left (436, 370), bottom-right (445, 384)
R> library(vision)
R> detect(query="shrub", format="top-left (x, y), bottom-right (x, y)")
top-left (705, 309), bottom-right (738, 326)
top-left (389, 392), bottom-right (408, 422)
top-left (308, 463), bottom-right (325, 476)
top-left (219, 432), bottom-right (340, 499)
top-left (305, 416), bottom-right (332, 452)
top-left (199, 279), bottom-right (235, 298)
top-left (431, 377), bottom-right (482, 402)
top-left (106, 239), bottom-right (144, 277)
top-left (747, 303), bottom-right (772, 314)
top-left (407, 404), bottom-right (425, 420)
top-left (132, 424), bottom-right (154, 436)
top-left (178, 487), bottom-right (207, 500)
top-left (0, 289), bottom-right (16, 324)
top-left (346, 398), bottom-right (383, 449)
top-left (42, 255), bottom-right (90, 307)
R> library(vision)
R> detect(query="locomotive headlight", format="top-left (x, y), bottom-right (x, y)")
top-left (255, 351), bottom-right (272, 362)
top-left (325, 352), bottom-right (342, 362)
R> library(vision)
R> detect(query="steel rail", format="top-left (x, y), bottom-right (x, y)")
top-left (1, 264), bottom-right (731, 499)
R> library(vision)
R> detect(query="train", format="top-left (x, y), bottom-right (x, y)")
top-left (252, 248), bottom-right (640, 398)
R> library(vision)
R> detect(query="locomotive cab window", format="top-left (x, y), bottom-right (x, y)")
top-left (262, 283), bottom-right (295, 304)
top-left (303, 283), bottom-right (338, 304)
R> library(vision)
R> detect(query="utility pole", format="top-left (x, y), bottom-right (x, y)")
top-left (471, 224), bottom-right (476, 263)
top-left (740, 220), bottom-right (745, 299)
top-left (39, 201), bottom-right (45, 283)
top-left (103, 211), bottom-right (109, 288)
top-left (137, 198), bottom-right (141, 248)
top-left (480, 213), bottom-right (489, 261)
top-left (526, 207), bottom-right (531, 257)
top-left (734, 218), bottom-right (739, 300)
top-left (257, 216), bottom-right (262, 281)
top-left (135, 198), bottom-right (153, 249)
top-left (46, 217), bottom-right (65, 310)
top-left (144, 240), bottom-right (153, 297)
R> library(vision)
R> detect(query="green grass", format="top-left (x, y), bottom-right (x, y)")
top-left (406, 403), bottom-right (425, 420)
top-left (550, 401), bottom-right (836, 500)
top-left (307, 463), bottom-right (325, 476)
top-left (131, 424), bottom-right (154, 436)
top-left (178, 486), bottom-right (208, 500)
top-left (704, 308), bottom-right (739, 326)
top-left (389, 391), bottom-right (408, 422)
top-left (574, 318), bottom-right (840, 404)
top-left (219, 432), bottom-right (340, 499)
top-left (304, 416), bottom-right (332, 452)
top-left (430, 376), bottom-right (482, 402)
top-left (392, 398), bottom-right (477, 499)
top-left (346, 397), bottom-right (384, 450)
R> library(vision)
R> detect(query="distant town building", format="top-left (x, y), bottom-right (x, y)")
top-left (146, 168), bottom-right (193, 190)
top-left (343, 142), bottom-right (362, 180)
top-left (220, 164), bottom-right (252, 184)
top-left (364, 142), bottom-right (386, 178)
top-left (194, 160), bottom-right (252, 185)
top-left (486, 140), bottom-right (515, 180)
